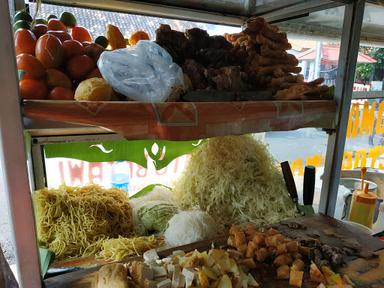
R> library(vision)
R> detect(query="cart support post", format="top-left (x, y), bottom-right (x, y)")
top-left (0, 1), bottom-right (41, 287)
top-left (319, 0), bottom-right (365, 215)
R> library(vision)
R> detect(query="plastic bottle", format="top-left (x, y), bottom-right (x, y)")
top-left (111, 161), bottom-right (130, 192)
top-left (348, 184), bottom-right (377, 228)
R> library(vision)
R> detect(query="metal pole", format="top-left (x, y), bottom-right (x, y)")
top-left (314, 41), bottom-right (322, 79)
top-left (319, 0), bottom-right (366, 215)
top-left (0, 1), bottom-right (41, 287)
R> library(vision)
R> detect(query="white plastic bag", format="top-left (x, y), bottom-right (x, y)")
top-left (98, 41), bottom-right (184, 102)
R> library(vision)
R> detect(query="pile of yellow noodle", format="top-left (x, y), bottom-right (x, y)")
top-left (97, 235), bottom-right (163, 261)
top-left (33, 184), bottom-right (133, 260)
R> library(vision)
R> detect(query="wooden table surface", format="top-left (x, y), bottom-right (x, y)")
top-left (44, 214), bottom-right (384, 288)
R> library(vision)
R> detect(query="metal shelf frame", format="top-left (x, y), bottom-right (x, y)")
top-left (0, 0), bottom-right (366, 287)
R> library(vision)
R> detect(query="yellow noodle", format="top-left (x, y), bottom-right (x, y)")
top-left (97, 235), bottom-right (162, 261)
top-left (33, 184), bottom-right (133, 260)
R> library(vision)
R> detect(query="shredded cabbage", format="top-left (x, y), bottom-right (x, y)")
top-left (174, 135), bottom-right (298, 226)
top-left (138, 201), bottom-right (178, 233)
top-left (130, 185), bottom-right (178, 235)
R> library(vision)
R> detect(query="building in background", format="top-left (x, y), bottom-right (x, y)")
top-left (297, 43), bottom-right (377, 87)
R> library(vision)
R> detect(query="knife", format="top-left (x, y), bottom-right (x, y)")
top-left (302, 165), bottom-right (316, 215)
top-left (280, 161), bottom-right (299, 206)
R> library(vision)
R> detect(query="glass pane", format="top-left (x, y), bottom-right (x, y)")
top-left (335, 2), bottom-right (384, 233)
top-left (28, 2), bottom-right (241, 38)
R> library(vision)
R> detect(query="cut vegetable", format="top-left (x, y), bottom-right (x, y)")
top-left (174, 135), bottom-right (297, 226)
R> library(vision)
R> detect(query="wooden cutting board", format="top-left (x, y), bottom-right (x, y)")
top-left (44, 214), bottom-right (384, 288)
top-left (341, 249), bottom-right (384, 288)
top-left (277, 214), bottom-right (384, 260)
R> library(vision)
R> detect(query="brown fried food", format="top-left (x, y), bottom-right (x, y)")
top-left (253, 65), bottom-right (302, 77)
top-left (260, 46), bottom-right (288, 59)
top-left (97, 263), bottom-right (129, 288)
top-left (308, 77), bottom-right (325, 86)
top-left (182, 59), bottom-right (208, 90)
top-left (243, 17), bottom-right (266, 34)
top-left (155, 24), bottom-right (189, 65)
top-left (258, 54), bottom-right (298, 66)
top-left (270, 75), bottom-right (304, 88)
top-left (256, 34), bottom-right (292, 50)
top-left (274, 253), bottom-right (293, 267)
top-left (275, 85), bottom-right (311, 100)
top-left (261, 26), bottom-right (288, 43)
top-left (207, 66), bottom-right (247, 91)
top-left (276, 265), bottom-right (290, 279)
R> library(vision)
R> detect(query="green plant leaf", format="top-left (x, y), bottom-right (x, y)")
top-left (39, 247), bottom-right (55, 278)
top-left (130, 183), bottom-right (172, 199)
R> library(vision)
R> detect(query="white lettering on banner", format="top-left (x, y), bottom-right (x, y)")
top-left (45, 156), bottom-right (189, 195)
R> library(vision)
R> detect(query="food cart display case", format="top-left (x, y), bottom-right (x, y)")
top-left (1, 0), bottom-right (383, 287)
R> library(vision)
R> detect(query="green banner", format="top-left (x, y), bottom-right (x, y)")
top-left (44, 139), bottom-right (203, 170)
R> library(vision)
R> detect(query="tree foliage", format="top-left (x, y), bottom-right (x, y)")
top-left (355, 47), bottom-right (384, 82)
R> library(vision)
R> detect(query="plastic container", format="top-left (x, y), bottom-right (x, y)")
top-left (111, 161), bottom-right (130, 192)
top-left (340, 178), bottom-right (382, 222)
top-left (348, 187), bottom-right (378, 228)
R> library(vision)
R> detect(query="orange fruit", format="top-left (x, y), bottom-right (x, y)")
top-left (16, 53), bottom-right (45, 80)
top-left (47, 30), bottom-right (72, 43)
top-left (106, 24), bottom-right (126, 50)
top-left (47, 19), bottom-right (67, 32)
top-left (14, 28), bottom-right (36, 55)
top-left (62, 40), bottom-right (84, 59)
top-left (35, 34), bottom-right (64, 68)
top-left (46, 68), bottom-right (72, 89)
top-left (48, 87), bottom-right (74, 100)
top-left (19, 79), bottom-right (48, 99)
top-left (66, 54), bottom-right (95, 81)
top-left (71, 26), bottom-right (92, 43)
top-left (129, 31), bottom-right (149, 45)
top-left (32, 24), bottom-right (48, 39)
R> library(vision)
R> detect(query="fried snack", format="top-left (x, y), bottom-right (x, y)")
top-left (97, 263), bottom-right (129, 288)
top-left (129, 31), bottom-right (150, 46)
top-left (155, 24), bottom-right (189, 65)
top-left (275, 85), bottom-right (311, 100)
top-left (274, 253), bottom-right (294, 267)
top-left (106, 24), bottom-right (126, 50)
top-left (256, 33), bottom-right (292, 50)
top-left (308, 77), bottom-right (325, 86)
top-left (270, 75), bottom-right (304, 88)
top-left (260, 46), bottom-right (288, 59)
top-left (244, 16), bottom-right (280, 34)
top-left (253, 65), bottom-right (302, 77)
top-left (258, 54), bottom-right (298, 66)
top-left (277, 265), bottom-right (290, 279)
top-left (224, 32), bottom-right (256, 51)
top-left (276, 243), bottom-right (288, 255)
top-left (255, 247), bottom-right (269, 262)
top-left (261, 27), bottom-right (288, 43)
top-left (291, 259), bottom-right (305, 271)
top-left (246, 241), bottom-right (258, 258)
